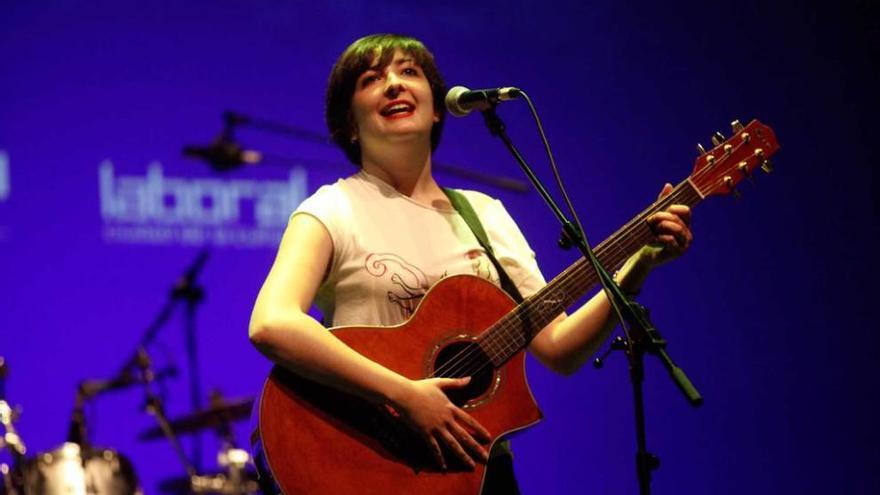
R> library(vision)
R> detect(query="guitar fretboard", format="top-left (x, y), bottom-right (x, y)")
top-left (477, 180), bottom-right (703, 367)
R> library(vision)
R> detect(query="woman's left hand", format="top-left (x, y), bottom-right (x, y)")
top-left (641, 183), bottom-right (693, 267)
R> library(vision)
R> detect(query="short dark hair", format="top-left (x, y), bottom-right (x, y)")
top-left (325, 34), bottom-right (447, 165)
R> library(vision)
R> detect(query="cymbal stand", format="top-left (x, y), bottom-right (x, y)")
top-left (175, 253), bottom-right (207, 471)
top-left (137, 348), bottom-right (197, 481)
top-left (110, 249), bottom-right (209, 469)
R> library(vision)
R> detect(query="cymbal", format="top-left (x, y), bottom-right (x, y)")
top-left (138, 398), bottom-right (254, 441)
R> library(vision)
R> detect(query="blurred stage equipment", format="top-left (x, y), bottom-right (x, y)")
top-left (139, 394), bottom-right (258, 495)
top-left (1, 357), bottom-right (26, 495)
top-left (137, 398), bottom-right (253, 442)
top-left (3, 257), bottom-right (263, 493)
top-left (53, 250), bottom-right (224, 494)
top-left (21, 443), bottom-right (140, 495)
top-left (183, 110), bottom-right (530, 192)
top-left (103, 249), bottom-right (211, 469)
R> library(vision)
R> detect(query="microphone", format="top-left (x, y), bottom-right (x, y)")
top-left (182, 139), bottom-right (262, 171)
top-left (184, 110), bottom-right (262, 171)
top-left (445, 86), bottom-right (522, 117)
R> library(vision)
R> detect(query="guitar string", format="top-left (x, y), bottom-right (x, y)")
top-left (430, 184), bottom-right (700, 379)
top-left (472, 176), bottom-right (734, 375)
top-left (431, 183), bottom-right (702, 378)
top-left (464, 189), bottom-right (694, 374)
top-left (478, 185), bottom-right (705, 367)
top-left (460, 166), bottom-right (748, 375)
top-left (430, 188), bottom-right (682, 376)
top-left (440, 191), bottom-right (702, 379)
top-left (434, 183), bottom-right (708, 378)
top-left (430, 135), bottom-right (761, 379)
top-left (438, 183), bottom-right (698, 376)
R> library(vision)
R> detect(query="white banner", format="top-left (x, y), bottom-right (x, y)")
top-left (98, 161), bottom-right (308, 248)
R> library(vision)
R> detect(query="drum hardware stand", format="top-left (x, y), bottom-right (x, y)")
top-left (0, 357), bottom-right (26, 495)
top-left (204, 391), bottom-right (257, 495)
top-left (137, 347), bottom-right (198, 482)
top-left (480, 102), bottom-right (703, 494)
top-left (138, 392), bottom-right (258, 494)
top-left (66, 392), bottom-right (90, 450)
top-left (141, 350), bottom-right (257, 494)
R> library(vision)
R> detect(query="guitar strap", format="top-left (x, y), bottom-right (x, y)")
top-left (442, 188), bottom-right (525, 304)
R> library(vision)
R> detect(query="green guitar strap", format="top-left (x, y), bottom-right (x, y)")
top-left (443, 188), bottom-right (524, 304)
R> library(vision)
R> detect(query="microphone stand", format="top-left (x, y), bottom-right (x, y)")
top-left (108, 249), bottom-right (209, 469)
top-left (480, 105), bottom-right (702, 494)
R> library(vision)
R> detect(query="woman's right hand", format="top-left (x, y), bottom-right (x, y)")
top-left (392, 377), bottom-right (491, 470)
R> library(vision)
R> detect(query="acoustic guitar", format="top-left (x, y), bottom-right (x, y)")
top-left (257, 120), bottom-right (779, 494)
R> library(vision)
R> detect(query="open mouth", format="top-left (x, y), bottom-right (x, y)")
top-left (380, 101), bottom-right (415, 118)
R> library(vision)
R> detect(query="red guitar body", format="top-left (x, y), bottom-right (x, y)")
top-left (258, 275), bottom-right (543, 495)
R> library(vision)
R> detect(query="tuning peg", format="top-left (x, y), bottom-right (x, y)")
top-left (723, 144), bottom-right (733, 155)
top-left (724, 176), bottom-right (741, 199)
top-left (738, 161), bottom-right (755, 184)
top-left (760, 159), bottom-right (774, 173)
top-left (705, 154), bottom-right (716, 166)
top-left (711, 131), bottom-right (725, 147)
top-left (741, 132), bottom-right (750, 144)
top-left (696, 143), bottom-right (706, 154)
top-left (731, 120), bottom-right (744, 133)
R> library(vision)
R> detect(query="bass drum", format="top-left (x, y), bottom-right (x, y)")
top-left (23, 443), bottom-right (141, 495)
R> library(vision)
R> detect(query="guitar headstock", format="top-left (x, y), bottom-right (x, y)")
top-left (690, 119), bottom-right (780, 198)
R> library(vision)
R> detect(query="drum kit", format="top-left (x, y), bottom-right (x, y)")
top-left (1, 355), bottom-right (260, 495)
top-left (1, 252), bottom-right (262, 494)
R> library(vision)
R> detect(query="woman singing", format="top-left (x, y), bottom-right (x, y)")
top-left (249, 33), bottom-right (692, 494)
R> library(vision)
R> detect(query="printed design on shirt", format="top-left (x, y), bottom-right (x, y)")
top-left (466, 249), bottom-right (499, 286)
top-left (365, 253), bottom-right (439, 316)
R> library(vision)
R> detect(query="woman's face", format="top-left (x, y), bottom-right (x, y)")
top-left (349, 49), bottom-right (439, 150)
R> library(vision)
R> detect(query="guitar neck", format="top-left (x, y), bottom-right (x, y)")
top-left (478, 179), bottom-right (704, 367)
top-left (473, 118), bottom-right (779, 368)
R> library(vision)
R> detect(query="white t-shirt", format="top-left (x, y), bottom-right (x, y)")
top-left (293, 170), bottom-right (546, 327)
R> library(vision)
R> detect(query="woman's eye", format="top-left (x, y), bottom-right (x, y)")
top-left (402, 67), bottom-right (419, 76)
top-left (360, 74), bottom-right (379, 86)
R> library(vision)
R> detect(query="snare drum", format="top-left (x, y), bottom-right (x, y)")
top-left (23, 443), bottom-right (140, 495)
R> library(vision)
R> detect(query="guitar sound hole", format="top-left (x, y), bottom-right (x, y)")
top-left (433, 341), bottom-right (494, 407)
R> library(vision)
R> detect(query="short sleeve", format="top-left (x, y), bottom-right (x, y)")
top-left (460, 190), bottom-right (547, 298)
top-left (290, 182), bottom-right (352, 276)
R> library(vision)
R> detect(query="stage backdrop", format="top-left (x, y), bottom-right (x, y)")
top-left (1, 1), bottom-right (878, 494)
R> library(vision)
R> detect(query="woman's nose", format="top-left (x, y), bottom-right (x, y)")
top-left (384, 72), bottom-right (405, 97)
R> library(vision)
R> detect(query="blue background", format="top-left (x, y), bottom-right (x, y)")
top-left (1, 1), bottom-right (878, 493)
